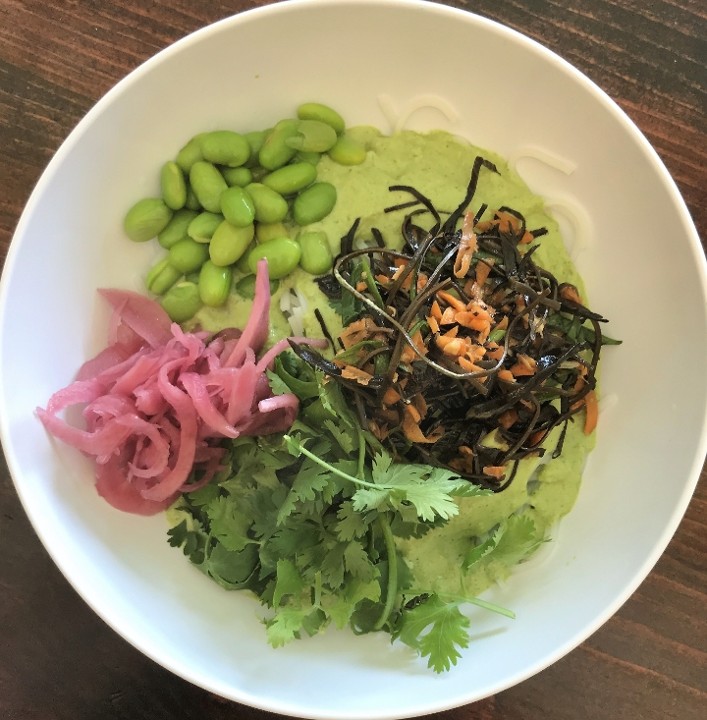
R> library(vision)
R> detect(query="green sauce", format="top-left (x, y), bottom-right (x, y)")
top-left (192, 127), bottom-right (594, 598)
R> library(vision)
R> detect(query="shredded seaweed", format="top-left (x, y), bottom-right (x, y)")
top-left (295, 157), bottom-right (618, 491)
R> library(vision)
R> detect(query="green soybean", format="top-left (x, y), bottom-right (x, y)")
top-left (220, 186), bottom-right (256, 227)
top-left (293, 182), bottom-right (337, 226)
top-left (221, 166), bottom-right (253, 187)
top-left (199, 130), bottom-right (250, 167)
top-left (262, 162), bottom-right (317, 196)
top-left (245, 183), bottom-right (289, 223)
top-left (255, 222), bottom-right (289, 244)
top-left (209, 221), bottom-right (254, 267)
top-left (296, 102), bottom-right (345, 134)
top-left (175, 135), bottom-right (204, 173)
top-left (184, 185), bottom-right (201, 211)
top-left (168, 238), bottom-right (210, 273)
top-left (123, 198), bottom-right (173, 242)
top-left (328, 134), bottom-right (367, 166)
top-left (235, 274), bottom-right (279, 299)
top-left (199, 261), bottom-right (233, 307)
top-left (247, 237), bottom-right (301, 279)
top-left (295, 150), bottom-right (321, 165)
top-left (187, 211), bottom-right (223, 243)
top-left (286, 120), bottom-right (338, 153)
top-left (235, 240), bottom-right (257, 273)
top-left (298, 230), bottom-right (333, 275)
top-left (160, 161), bottom-right (187, 210)
top-left (160, 281), bottom-right (202, 323)
top-left (244, 130), bottom-right (267, 167)
top-left (258, 119), bottom-right (299, 170)
top-left (146, 257), bottom-right (182, 295)
top-left (158, 208), bottom-right (198, 249)
top-left (189, 161), bottom-right (228, 213)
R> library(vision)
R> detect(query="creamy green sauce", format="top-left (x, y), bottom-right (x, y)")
top-left (192, 127), bottom-right (594, 598)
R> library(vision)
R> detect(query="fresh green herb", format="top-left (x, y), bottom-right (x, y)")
top-left (168, 355), bottom-right (515, 672)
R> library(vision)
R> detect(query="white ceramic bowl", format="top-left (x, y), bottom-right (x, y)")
top-left (1, 1), bottom-right (705, 718)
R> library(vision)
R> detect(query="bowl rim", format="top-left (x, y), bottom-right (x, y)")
top-left (1, 1), bottom-right (705, 718)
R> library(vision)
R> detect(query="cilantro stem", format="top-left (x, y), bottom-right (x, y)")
top-left (356, 427), bottom-right (366, 479)
top-left (283, 435), bottom-right (380, 490)
top-left (429, 591), bottom-right (515, 619)
top-left (374, 513), bottom-right (398, 631)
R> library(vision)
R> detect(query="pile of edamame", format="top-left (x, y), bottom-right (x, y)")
top-left (123, 103), bottom-right (366, 323)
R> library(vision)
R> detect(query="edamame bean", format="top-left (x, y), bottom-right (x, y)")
top-left (247, 237), bottom-right (301, 279)
top-left (298, 230), bottom-right (333, 275)
top-left (168, 238), bottom-right (210, 273)
top-left (123, 198), bottom-right (173, 242)
top-left (293, 182), bottom-right (337, 226)
top-left (146, 257), bottom-right (182, 295)
top-left (187, 211), bottom-right (223, 243)
top-left (296, 102), bottom-right (345, 134)
top-left (244, 130), bottom-right (267, 167)
top-left (209, 221), bottom-right (254, 267)
top-left (160, 281), bottom-right (202, 323)
top-left (286, 120), bottom-right (338, 152)
top-left (255, 222), bottom-right (289, 244)
top-left (235, 240), bottom-right (257, 273)
top-left (262, 162), bottom-right (317, 196)
top-left (184, 185), bottom-right (201, 211)
top-left (199, 261), bottom-right (233, 307)
top-left (235, 274), bottom-right (279, 299)
top-left (258, 119), bottom-right (299, 170)
top-left (189, 161), bottom-right (228, 213)
top-left (221, 166), bottom-right (253, 187)
top-left (245, 182), bottom-right (289, 223)
top-left (158, 208), bottom-right (198, 249)
top-left (199, 130), bottom-right (250, 167)
top-left (295, 150), bottom-right (321, 165)
top-left (220, 186), bottom-right (256, 227)
top-left (160, 161), bottom-right (187, 210)
top-left (328, 134), bottom-right (367, 166)
top-left (175, 135), bottom-right (203, 173)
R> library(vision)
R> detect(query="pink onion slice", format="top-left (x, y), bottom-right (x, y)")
top-left (37, 264), bottom-right (314, 516)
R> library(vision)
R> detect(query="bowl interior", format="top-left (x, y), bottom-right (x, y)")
top-left (1, 1), bottom-right (705, 718)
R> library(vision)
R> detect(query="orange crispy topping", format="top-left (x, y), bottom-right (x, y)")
top-left (402, 413), bottom-right (440, 444)
top-left (437, 290), bottom-right (467, 313)
top-left (400, 330), bottom-right (427, 365)
top-left (498, 409), bottom-right (519, 429)
top-left (382, 387), bottom-right (402, 406)
top-left (509, 353), bottom-right (537, 377)
top-left (483, 465), bottom-right (507, 479)
top-left (583, 389), bottom-right (598, 434)
top-left (456, 307), bottom-right (492, 332)
top-left (458, 355), bottom-right (482, 373)
top-left (560, 284), bottom-right (583, 305)
top-left (340, 365), bottom-right (375, 385)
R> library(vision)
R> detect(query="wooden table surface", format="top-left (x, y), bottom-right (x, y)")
top-left (1, 1), bottom-right (705, 718)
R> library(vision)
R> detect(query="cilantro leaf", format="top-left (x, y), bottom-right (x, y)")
top-left (393, 594), bottom-right (470, 673)
top-left (272, 558), bottom-right (305, 608)
top-left (206, 495), bottom-right (253, 552)
top-left (204, 543), bottom-right (259, 589)
top-left (353, 454), bottom-right (473, 522)
top-left (464, 514), bottom-right (545, 571)
top-left (265, 605), bottom-right (315, 647)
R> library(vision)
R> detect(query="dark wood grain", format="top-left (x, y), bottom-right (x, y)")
top-left (0, 1), bottom-right (705, 719)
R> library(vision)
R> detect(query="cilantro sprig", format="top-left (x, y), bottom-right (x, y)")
top-left (167, 353), bottom-right (528, 673)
